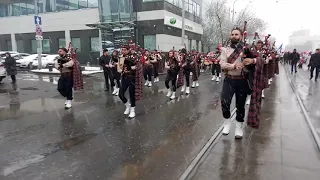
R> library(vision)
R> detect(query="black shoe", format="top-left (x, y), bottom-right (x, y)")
top-left (105, 88), bottom-right (109, 91)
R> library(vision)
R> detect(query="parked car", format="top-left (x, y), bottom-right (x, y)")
top-left (0, 51), bottom-right (19, 63)
top-left (0, 53), bottom-right (30, 64)
top-left (0, 61), bottom-right (6, 83)
top-left (32, 54), bottom-right (59, 69)
top-left (17, 54), bottom-right (48, 69)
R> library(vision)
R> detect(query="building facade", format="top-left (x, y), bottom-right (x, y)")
top-left (0, 0), bottom-right (203, 65)
top-left (0, 0), bottom-right (100, 64)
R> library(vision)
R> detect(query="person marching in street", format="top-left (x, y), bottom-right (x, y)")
top-left (55, 47), bottom-right (83, 109)
top-left (220, 27), bottom-right (258, 139)
top-left (165, 50), bottom-right (180, 100)
top-left (211, 50), bottom-right (222, 82)
top-left (118, 45), bottom-right (143, 118)
top-left (291, 49), bottom-right (300, 74)
top-left (178, 48), bottom-right (192, 95)
top-left (309, 48), bottom-right (320, 81)
top-left (99, 49), bottom-right (112, 91)
top-left (143, 50), bottom-right (155, 87)
top-left (152, 50), bottom-right (162, 83)
top-left (110, 50), bottom-right (121, 96)
top-left (191, 51), bottom-right (200, 88)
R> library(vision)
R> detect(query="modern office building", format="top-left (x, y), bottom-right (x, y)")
top-left (0, 0), bottom-right (203, 64)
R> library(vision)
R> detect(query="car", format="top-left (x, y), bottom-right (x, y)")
top-left (0, 51), bottom-right (19, 63)
top-left (32, 54), bottom-right (59, 69)
top-left (0, 62), bottom-right (6, 83)
top-left (17, 54), bottom-right (48, 69)
top-left (0, 53), bottom-right (30, 64)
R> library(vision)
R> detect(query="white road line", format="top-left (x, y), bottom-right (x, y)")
top-left (178, 108), bottom-right (237, 180)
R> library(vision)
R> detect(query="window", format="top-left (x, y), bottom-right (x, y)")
top-left (72, 38), bottom-right (81, 52)
top-left (42, 39), bottom-right (51, 52)
top-left (58, 38), bottom-right (66, 48)
top-left (90, 37), bottom-right (100, 52)
top-left (17, 40), bottom-right (24, 53)
top-left (31, 40), bottom-right (37, 53)
top-left (144, 35), bottom-right (156, 51)
top-left (6, 41), bottom-right (12, 51)
top-left (88, 0), bottom-right (99, 7)
top-left (196, 4), bottom-right (200, 17)
top-left (0, 4), bottom-right (9, 17)
top-left (69, 0), bottom-right (79, 10)
top-left (12, 4), bottom-right (21, 16)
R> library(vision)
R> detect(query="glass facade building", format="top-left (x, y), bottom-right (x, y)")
top-left (99, 0), bottom-right (133, 22)
top-left (0, 0), bottom-right (98, 17)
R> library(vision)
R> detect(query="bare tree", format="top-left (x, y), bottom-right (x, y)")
top-left (202, 0), bottom-right (267, 50)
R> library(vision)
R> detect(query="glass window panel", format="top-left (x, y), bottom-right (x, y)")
top-left (0, 4), bottom-right (9, 17)
top-left (42, 39), bottom-right (51, 52)
top-left (88, 0), bottom-right (98, 7)
top-left (69, 0), bottom-right (79, 10)
top-left (26, 1), bottom-right (35, 14)
top-left (31, 40), bottom-right (37, 53)
top-left (45, 0), bottom-right (54, 12)
top-left (12, 4), bottom-right (21, 16)
top-left (17, 40), bottom-right (24, 53)
top-left (72, 38), bottom-right (81, 52)
top-left (20, 3), bottom-right (28, 15)
top-left (144, 35), bottom-right (156, 51)
top-left (196, 4), bottom-right (200, 17)
top-left (90, 37), bottom-right (100, 52)
top-left (7, 41), bottom-right (12, 51)
top-left (79, 0), bottom-right (88, 8)
top-left (56, 0), bottom-right (69, 11)
top-left (58, 38), bottom-right (66, 48)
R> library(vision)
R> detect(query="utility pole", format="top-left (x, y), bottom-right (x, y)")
top-left (181, 0), bottom-right (185, 48)
top-left (232, 0), bottom-right (238, 25)
top-left (34, 0), bottom-right (42, 69)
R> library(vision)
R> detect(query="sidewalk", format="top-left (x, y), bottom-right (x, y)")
top-left (190, 66), bottom-right (320, 180)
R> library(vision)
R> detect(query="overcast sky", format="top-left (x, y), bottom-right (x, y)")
top-left (231, 0), bottom-right (319, 46)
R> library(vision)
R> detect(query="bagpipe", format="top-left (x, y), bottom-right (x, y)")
top-left (58, 42), bottom-right (78, 69)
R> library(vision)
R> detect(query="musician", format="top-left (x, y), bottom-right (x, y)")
top-left (99, 49), bottom-right (112, 91)
top-left (178, 48), bottom-right (192, 95)
top-left (191, 52), bottom-right (200, 88)
top-left (211, 50), bottom-right (221, 82)
top-left (165, 50), bottom-right (180, 100)
top-left (291, 49), bottom-right (300, 74)
top-left (143, 50), bottom-right (155, 87)
top-left (54, 48), bottom-right (75, 109)
top-left (152, 49), bottom-right (162, 83)
top-left (118, 45), bottom-right (141, 118)
top-left (220, 27), bottom-right (257, 139)
top-left (110, 50), bottom-right (121, 96)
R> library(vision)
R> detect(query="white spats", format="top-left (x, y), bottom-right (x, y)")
top-left (148, 81), bottom-right (152, 87)
top-left (211, 75), bottom-right (216, 81)
top-left (195, 81), bottom-right (199, 87)
top-left (222, 118), bottom-right (231, 135)
top-left (262, 89), bottom-right (265, 99)
top-left (124, 102), bottom-right (131, 115)
top-left (268, 79), bottom-right (271, 85)
top-left (186, 87), bottom-right (190, 94)
top-left (246, 96), bottom-right (251, 105)
top-left (166, 89), bottom-right (172, 97)
top-left (144, 81), bottom-right (149, 86)
top-left (181, 85), bottom-right (186, 92)
top-left (170, 92), bottom-right (176, 100)
top-left (154, 77), bottom-right (159, 83)
top-left (216, 77), bottom-right (220, 82)
top-left (128, 107), bottom-right (135, 118)
top-left (191, 81), bottom-right (196, 88)
top-left (235, 122), bottom-right (243, 139)
top-left (112, 88), bottom-right (119, 96)
top-left (65, 100), bottom-right (72, 109)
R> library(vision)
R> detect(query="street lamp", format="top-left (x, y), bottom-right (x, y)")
top-left (231, 0), bottom-right (239, 24)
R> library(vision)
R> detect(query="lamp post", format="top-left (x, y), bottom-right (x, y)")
top-left (231, 0), bottom-right (239, 25)
top-left (181, 0), bottom-right (186, 48)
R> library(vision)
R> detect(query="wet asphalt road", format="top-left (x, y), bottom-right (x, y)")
top-left (0, 71), bottom-right (234, 180)
top-left (284, 64), bottom-right (320, 137)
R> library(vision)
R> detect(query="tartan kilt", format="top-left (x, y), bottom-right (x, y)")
top-left (263, 64), bottom-right (269, 89)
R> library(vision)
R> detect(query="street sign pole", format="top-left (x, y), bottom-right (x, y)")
top-left (34, 0), bottom-right (42, 70)
top-left (181, 0), bottom-right (185, 48)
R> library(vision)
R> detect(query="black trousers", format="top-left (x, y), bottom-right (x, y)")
top-left (165, 72), bottom-right (178, 91)
top-left (212, 64), bottom-right (221, 77)
top-left (103, 68), bottom-right (114, 89)
top-left (144, 67), bottom-right (153, 81)
top-left (11, 75), bottom-right (16, 83)
top-left (221, 77), bottom-right (249, 122)
top-left (111, 67), bottom-right (121, 88)
top-left (119, 76), bottom-right (136, 107)
top-left (183, 70), bottom-right (191, 87)
top-left (310, 66), bottom-right (320, 79)
top-left (58, 74), bottom-right (73, 100)
top-left (153, 63), bottom-right (159, 78)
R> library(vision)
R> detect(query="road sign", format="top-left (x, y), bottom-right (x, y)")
top-left (34, 16), bottom-right (42, 25)
top-left (35, 25), bottom-right (42, 36)
top-left (36, 35), bottom-right (43, 40)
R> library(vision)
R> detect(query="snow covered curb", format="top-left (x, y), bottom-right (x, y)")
top-left (30, 68), bottom-right (103, 76)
